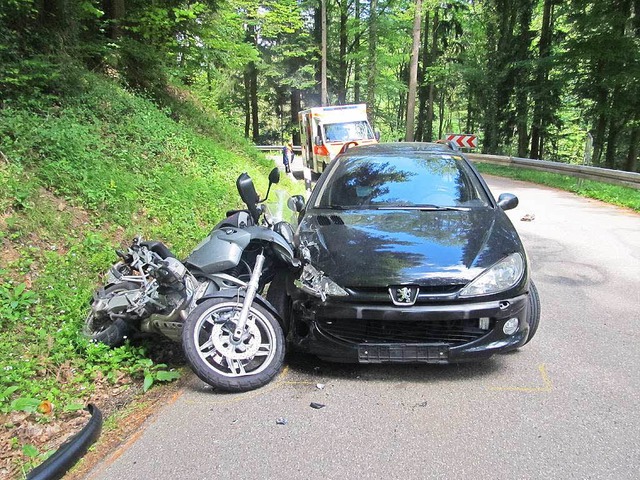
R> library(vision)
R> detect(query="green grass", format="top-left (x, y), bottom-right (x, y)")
top-left (0, 69), bottom-right (299, 437)
top-left (474, 162), bottom-right (640, 212)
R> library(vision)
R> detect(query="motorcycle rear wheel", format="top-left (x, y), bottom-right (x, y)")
top-left (182, 298), bottom-right (285, 392)
top-left (83, 282), bottom-right (137, 347)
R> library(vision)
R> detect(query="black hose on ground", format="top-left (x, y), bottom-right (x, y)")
top-left (26, 404), bottom-right (103, 480)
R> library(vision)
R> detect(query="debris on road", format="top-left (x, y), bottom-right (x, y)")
top-left (276, 417), bottom-right (288, 425)
top-left (310, 402), bottom-right (326, 409)
top-left (316, 383), bottom-right (325, 390)
top-left (521, 213), bottom-right (536, 222)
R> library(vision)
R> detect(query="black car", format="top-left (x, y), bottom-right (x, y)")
top-left (270, 142), bottom-right (540, 364)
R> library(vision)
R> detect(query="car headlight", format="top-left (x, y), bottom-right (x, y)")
top-left (459, 253), bottom-right (524, 297)
top-left (295, 263), bottom-right (348, 302)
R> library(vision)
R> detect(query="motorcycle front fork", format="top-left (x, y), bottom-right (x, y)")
top-left (232, 250), bottom-right (265, 341)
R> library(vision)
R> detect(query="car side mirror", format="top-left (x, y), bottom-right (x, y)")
top-left (497, 193), bottom-right (518, 211)
top-left (314, 135), bottom-right (323, 146)
top-left (375, 130), bottom-right (381, 141)
top-left (287, 195), bottom-right (306, 213)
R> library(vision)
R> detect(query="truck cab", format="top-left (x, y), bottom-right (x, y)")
top-left (298, 104), bottom-right (378, 176)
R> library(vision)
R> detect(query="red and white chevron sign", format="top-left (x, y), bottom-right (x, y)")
top-left (446, 134), bottom-right (478, 149)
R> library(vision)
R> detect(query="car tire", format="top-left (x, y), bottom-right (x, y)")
top-left (524, 279), bottom-right (541, 344)
top-left (266, 271), bottom-right (291, 333)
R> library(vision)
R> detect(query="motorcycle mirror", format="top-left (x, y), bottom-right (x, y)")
top-left (268, 167), bottom-right (280, 185)
top-left (287, 195), bottom-right (306, 213)
top-left (236, 173), bottom-right (261, 222)
top-left (261, 167), bottom-right (281, 203)
top-left (314, 135), bottom-right (323, 146)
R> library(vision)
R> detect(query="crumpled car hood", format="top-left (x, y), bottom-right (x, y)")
top-left (296, 208), bottom-right (524, 288)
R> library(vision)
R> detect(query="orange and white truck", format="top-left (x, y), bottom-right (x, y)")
top-left (298, 104), bottom-right (378, 178)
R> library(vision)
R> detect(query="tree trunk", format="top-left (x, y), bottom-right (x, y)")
top-left (367, 0), bottom-right (378, 126)
top-left (313, 4), bottom-right (322, 105)
top-left (102, 0), bottom-right (125, 39)
top-left (249, 60), bottom-right (259, 143)
top-left (438, 90), bottom-right (445, 140)
top-left (321, 0), bottom-right (328, 106)
top-left (483, 15), bottom-right (498, 154)
top-left (244, 71), bottom-right (251, 138)
top-left (425, 9), bottom-right (438, 141)
top-left (625, 122), bottom-right (639, 172)
top-left (354, 0), bottom-right (361, 103)
top-left (405, 0), bottom-right (422, 142)
top-left (291, 88), bottom-right (301, 146)
top-left (530, 0), bottom-right (553, 159)
top-left (416, 9), bottom-right (430, 141)
top-left (338, 0), bottom-right (348, 104)
top-left (515, 1), bottom-right (534, 158)
top-left (605, 88), bottom-right (623, 169)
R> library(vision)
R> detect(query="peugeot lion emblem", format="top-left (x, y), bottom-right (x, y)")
top-left (389, 286), bottom-right (419, 306)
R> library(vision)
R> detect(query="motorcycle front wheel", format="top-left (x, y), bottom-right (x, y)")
top-left (83, 281), bottom-right (137, 347)
top-left (182, 298), bottom-right (285, 392)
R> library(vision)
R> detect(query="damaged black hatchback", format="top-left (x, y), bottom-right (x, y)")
top-left (274, 142), bottom-right (540, 363)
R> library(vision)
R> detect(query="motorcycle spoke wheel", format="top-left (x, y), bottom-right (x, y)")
top-left (183, 298), bottom-right (285, 392)
top-left (195, 306), bottom-right (274, 377)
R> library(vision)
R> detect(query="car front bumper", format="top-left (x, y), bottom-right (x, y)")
top-left (290, 292), bottom-right (531, 363)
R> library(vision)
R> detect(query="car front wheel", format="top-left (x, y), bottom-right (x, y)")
top-left (524, 279), bottom-right (541, 344)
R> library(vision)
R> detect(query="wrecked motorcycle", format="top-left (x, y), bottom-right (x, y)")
top-left (84, 168), bottom-right (299, 392)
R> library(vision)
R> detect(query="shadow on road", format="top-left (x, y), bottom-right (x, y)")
top-left (283, 350), bottom-right (507, 384)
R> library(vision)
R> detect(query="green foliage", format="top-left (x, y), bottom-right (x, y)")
top-left (0, 68), bottom-right (288, 429)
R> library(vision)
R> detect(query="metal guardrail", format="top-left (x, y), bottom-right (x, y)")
top-left (256, 145), bottom-right (303, 154)
top-left (255, 145), bottom-right (640, 189)
top-left (466, 153), bottom-right (640, 190)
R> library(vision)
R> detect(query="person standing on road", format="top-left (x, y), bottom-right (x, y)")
top-left (282, 143), bottom-right (294, 173)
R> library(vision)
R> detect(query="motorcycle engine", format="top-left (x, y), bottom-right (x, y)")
top-left (155, 257), bottom-right (188, 290)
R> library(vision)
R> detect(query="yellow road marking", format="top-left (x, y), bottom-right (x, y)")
top-left (488, 363), bottom-right (553, 392)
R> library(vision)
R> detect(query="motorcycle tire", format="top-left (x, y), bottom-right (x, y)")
top-left (83, 282), bottom-right (137, 347)
top-left (265, 271), bottom-right (291, 333)
top-left (182, 297), bottom-right (285, 393)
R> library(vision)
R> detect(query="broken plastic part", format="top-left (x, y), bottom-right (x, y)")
top-left (310, 402), bottom-right (326, 409)
top-left (295, 263), bottom-right (348, 301)
top-left (276, 417), bottom-right (288, 425)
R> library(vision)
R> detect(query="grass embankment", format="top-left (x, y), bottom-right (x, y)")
top-left (474, 162), bottom-right (640, 212)
top-left (0, 71), bottom-right (296, 476)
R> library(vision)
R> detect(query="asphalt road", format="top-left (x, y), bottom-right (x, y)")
top-left (86, 173), bottom-right (640, 480)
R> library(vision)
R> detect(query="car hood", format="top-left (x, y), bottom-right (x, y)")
top-left (296, 208), bottom-right (524, 288)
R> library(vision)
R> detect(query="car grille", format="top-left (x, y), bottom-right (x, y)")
top-left (317, 318), bottom-right (493, 345)
top-left (345, 285), bottom-right (466, 303)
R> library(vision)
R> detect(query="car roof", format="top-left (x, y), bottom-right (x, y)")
top-left (341, 141), bottom-right (461, 158)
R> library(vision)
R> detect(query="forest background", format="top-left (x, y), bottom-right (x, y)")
top-left (1, 0), bottom-right (639, 172)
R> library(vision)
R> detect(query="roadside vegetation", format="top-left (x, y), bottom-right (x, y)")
top-left (0, 69), bottom-right (300, 477)
top-left (475, 163), bottom-right (640, 212)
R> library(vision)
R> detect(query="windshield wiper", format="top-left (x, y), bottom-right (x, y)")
top-left (377, 205), bottom-right (470, 212)
top-left (322, 205), bottom-right (350, 210)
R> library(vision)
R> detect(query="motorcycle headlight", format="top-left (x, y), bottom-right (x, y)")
top-left (459, 253), bottom-right (524, 297)
top-left (295, 263), bottom-right (348, 302)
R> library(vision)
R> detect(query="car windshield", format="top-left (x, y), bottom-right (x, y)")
top-left (323, 121), bottom-right (374, 142)
top-left (314, 154), bottom-right (491, 210)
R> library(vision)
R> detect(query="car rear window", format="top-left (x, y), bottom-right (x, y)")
top-left (314, 154), bottom-right (491, 209)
